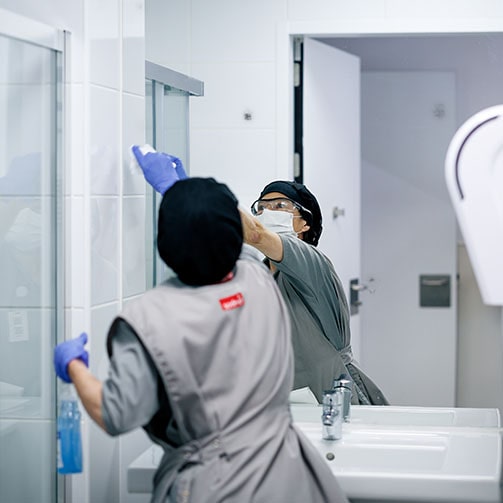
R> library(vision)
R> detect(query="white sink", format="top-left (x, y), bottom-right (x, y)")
top-left (296, 421), bottom-right (502, 502)
top-left (291, 404), bottom-right (501, 428)
top-left (128, 445), bottom-right (162, 493)
top-left (128, 420), bottom-right (502, 503)
top-left (128, 403), bottom-right (503, 502)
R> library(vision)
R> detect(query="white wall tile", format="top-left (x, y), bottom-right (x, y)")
top-left (190, 62), bottom-right (275, 129)
top-left (66, 84), bottom-right (85, 196)
top-left (123, 92), bottom-right (146, 195)
top-left (89, 420), bottom-right (120, 503)
top-left (123, 0), bottom-right (145, 95)
top-left (191, 0), bottom-right (286, 62)
top-left (287, 0), bottom-right (385, 21)
top-left (91, 197), bottom-right (119, 305)
top-left (145, 0), bottom-right (190, 73)
top-left (89, 85), bottom-right (120, 195)
top-left (86, 0), bottom-right (120, 89)
top-left (122, 196), bottom-right (146, 298)
top-left (67, 15), bottom-right (86, 85)
top-left (190, 129), bottom-right (276, 208)
top-left (64, 307), bottom-right (85, 340)
top-left (385, 0), bottom-right (503, 19)
top-left (90, 302), bottom-right (118, 377)
top-left (88, 302), bottom-right (120, 503)
top-left (65, 195), bottom-right (85, 307)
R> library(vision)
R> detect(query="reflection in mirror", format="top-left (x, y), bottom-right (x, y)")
top-left (316, 34), bottom-right (503, 412)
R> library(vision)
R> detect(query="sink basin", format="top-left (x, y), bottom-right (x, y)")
top-left (296, 421), bottom-right (502, 502)
top-left (291, 404), bottom-right (501, 428)
top-left (128, 419), bottom-right (502, 503)
top-left (127, 401), bottom-right (503, 502)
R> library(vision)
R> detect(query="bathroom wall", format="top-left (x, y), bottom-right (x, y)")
top-left (359, 70), bottom-right (458, 407)
top-left (147, 0), bottom-right (503, 411)
top-left (0, 0), bottom-right (148, 501)
top-left (0, 1), bottom-right (502, 502)
top-left (457, 244), bottom-right (503, 413)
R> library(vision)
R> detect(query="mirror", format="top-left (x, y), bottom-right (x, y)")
top-left (145, 1), bottom-right (503, 413)
top-left (312, 34), bottom-right (503, 410)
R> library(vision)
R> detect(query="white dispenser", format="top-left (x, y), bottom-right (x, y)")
top-left (445, 105), bottom-right (503, 305)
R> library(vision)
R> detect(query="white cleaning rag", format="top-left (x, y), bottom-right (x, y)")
top-left (128, 143), bottom-right (156, 175)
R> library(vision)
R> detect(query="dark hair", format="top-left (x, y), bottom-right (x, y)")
top-left (157, 177), bottom-right (243, 286)
top-left (259, 180), bottom-right (323, 246)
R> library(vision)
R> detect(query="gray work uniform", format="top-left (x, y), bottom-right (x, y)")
top-left (102, 250), bottom-right (349, 503)
top-left (271, 233), bottom-right (389, 405)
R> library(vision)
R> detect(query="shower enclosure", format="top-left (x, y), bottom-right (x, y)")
top-left (0, 11), bottom-right (64, 503)
top-left (145, 61), bottom-right (203, 286)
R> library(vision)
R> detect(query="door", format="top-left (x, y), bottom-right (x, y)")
top-left (302, 38), bottom-right (362, 354)
top-left (0, 17), bottom-right (63, 503)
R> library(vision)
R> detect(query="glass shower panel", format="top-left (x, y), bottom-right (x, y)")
top-left (0, 34), bottom-right (60, 502)
top-left (157, 84), bottom-right (189, 163)
top-left (145, 80), bottom-right (190, 286)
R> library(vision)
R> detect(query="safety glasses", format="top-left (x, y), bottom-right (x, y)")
top-left (250, 197), bottom-right (312, 218)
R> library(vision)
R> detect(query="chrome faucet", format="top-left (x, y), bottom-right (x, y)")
top-left (321, 390), bottom-right (342, 440)
top-left (333, 373), bottom-right (353, 422)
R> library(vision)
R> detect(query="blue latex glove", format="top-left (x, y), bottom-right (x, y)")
top-left (131, 145), bottom-right (187, 194)
top-left (54, 333), bottom-right (89, 383)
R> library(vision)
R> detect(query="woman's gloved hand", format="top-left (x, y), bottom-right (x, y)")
top-left (54, 333), bottom-right (89, 383)
top-left (131, 145), bottom-right (187, 195)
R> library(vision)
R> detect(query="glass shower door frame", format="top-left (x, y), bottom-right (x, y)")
top-left (0, 9), bottom-right (67, 503)
top-left (145, 62), bottom-right (203, 287)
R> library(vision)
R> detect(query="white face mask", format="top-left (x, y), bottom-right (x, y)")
top-left (255, 209), bottom-right (296, 236)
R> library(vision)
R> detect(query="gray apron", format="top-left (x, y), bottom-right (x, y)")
top-left (119, 258), bottom-right (349, 503)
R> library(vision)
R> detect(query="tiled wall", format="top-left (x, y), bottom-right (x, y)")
top-left (0, 0), bottom-right (148, 500)
top-left (189, 0), bottom-right (287, 208)
top-left (85, 1), bottom-right (147, 501)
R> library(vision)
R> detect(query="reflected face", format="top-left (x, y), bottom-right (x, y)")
top-left (253, 191), bottom-right (311, 237)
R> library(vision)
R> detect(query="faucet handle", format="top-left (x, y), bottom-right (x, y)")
top-left (333, 373), bottom-right (352, 391)
top-left (322, 390), bottom-right (336, 417)
top-left (333, 374), bottom-right (352, 422)
top-left (321, 390), bottom-right (343, 440)
top-left (322, 388), bottom-right (336, 403)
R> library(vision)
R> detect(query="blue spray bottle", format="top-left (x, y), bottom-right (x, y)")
top-left (57, 383), bottom-right (83, 474)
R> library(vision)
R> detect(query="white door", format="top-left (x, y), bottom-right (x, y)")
top-left (302, 38), bottom-right (362, 356)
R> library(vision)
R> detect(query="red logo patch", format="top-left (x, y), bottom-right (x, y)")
top-left (219, 293), bottom-right (245, 311)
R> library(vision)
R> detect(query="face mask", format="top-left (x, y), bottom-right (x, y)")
top-left (255, 209), bottom-right (296, 236)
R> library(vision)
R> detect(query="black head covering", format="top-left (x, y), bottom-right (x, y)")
top-left (157, 177), bottom-right (243, 286)
top-left (259, 180), bottom-right (323, 246)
